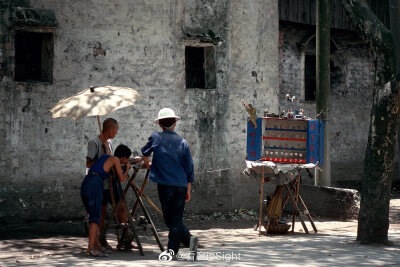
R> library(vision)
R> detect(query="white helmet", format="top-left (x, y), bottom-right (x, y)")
top-left (154, 108), bottom-right (181, 122)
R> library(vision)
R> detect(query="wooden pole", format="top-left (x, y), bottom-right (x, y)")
top-left (316, 0), bottom-right (331, 186)
top-left (97, 115), bottom-right (111, 155)
top-left (130, 170), bottom-right (150, 216)
top-left (97, 115), bottom-right (102, 137)
top-left (258, 166), bottom-right (265, 236)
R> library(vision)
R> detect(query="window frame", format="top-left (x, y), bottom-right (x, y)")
top-left (304, 54), bottom-right (316, 102)
top-left (184, 44), bottom-right (216, 90)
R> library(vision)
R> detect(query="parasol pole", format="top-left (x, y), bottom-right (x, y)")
top-left (90, 86), bottom-right (103, 136)
top-left (97, 115), bottom-right (111, 155)
top-left (91, 86), bottom-right (111, 155)
top-left (97, 115), bottom-right (103, 137)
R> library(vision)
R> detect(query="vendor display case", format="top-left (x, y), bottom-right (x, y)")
top-left (246, 117), bottom-right (324, 165)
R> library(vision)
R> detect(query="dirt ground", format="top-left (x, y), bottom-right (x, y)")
top-left (0, 197), bottom-right (399, 267)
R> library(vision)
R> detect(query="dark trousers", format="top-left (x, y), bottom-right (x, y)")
top-left (157, 183), bottom-right (191, 254)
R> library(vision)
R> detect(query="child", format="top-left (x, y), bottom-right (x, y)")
top-left (141, 108), bottom-right (198, 260)
top-left (81, 144), bottom-right (132, 257)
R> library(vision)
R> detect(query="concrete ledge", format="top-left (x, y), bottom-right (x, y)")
top-left (294, 185), bottom-right (360, 220)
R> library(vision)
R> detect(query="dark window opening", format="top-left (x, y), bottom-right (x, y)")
top-left (304, 55), bottom-right (316, 101)
top-left (14, 31), bottom-right (53, 82)
top-left (185, 47), bottom-right (205, 88)
top-left (185, 46), bottom-right (216, 89)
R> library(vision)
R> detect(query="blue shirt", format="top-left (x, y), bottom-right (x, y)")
top-left (141, 130), bottom-right (194, 187)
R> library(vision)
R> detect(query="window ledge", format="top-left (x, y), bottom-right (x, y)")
top-left (182, 39), bottom-right (215, 47)
top-left (299, 100), bottom-right (316, 104)
top-left (186, 87), bottom-right (216, 90)
top-left (14, 81), bottom-right (52, 85)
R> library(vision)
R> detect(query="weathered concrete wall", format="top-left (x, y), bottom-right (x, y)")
top-left (278, 22), bottom-right (399, 186)
top-left (227, 0), bottom-right (279, 210)
top-left (0, 0), bottom-right (279, 223)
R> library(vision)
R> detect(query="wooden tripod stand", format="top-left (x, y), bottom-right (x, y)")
top-left (100, 167), bottom-right (164, 255)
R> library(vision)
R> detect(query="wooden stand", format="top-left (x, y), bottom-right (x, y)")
top-left (100, 167), bottom-right (164, 255)
top-left (255, 165), bottom-right (317, 235)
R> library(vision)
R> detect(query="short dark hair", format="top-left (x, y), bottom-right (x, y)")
top-left (159, 118), bottom-right (176, 128)
top-left (114, 144), bottom-right (132, 158)
top-left (103, 118), bottom-right (118, 131)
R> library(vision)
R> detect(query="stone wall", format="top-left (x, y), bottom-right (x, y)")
top-left (0, 0), bottom-right (279, 223)
top-left (278, 21), bottom-right (400, 186)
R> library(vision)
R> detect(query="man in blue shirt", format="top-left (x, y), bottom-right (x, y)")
top-left (141, 108), bottom-right (198, 260)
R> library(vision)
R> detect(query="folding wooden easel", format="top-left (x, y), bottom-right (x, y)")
top-left (281, 174), bottom-right (317, 234)
top-left (255, 166), bottom-right (317, 235)
top-left (100, 166), bottom-right (164, 255)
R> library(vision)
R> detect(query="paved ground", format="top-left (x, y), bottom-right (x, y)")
top-left (1, 198), bottom-right (399, 267)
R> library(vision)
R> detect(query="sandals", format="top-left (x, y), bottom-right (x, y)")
top-left (86, 249), bottom-right (108, 257)
top-left (100, 239), bottom-right (114, 252)
top-left (99, 246), bottom-right (112, 254)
